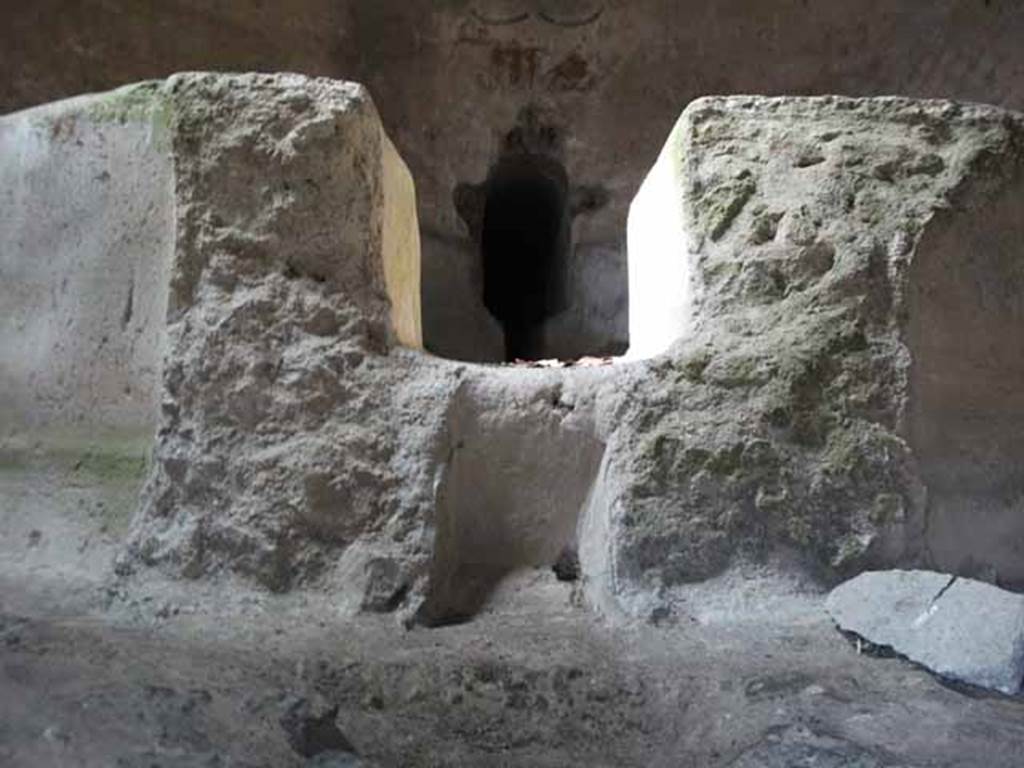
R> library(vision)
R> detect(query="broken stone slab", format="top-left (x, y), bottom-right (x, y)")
top-left (826, 570), bottom-right (1024, 694)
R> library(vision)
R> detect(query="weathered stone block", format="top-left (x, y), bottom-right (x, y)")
top-left (609, 96), bottom-right (1024, 611)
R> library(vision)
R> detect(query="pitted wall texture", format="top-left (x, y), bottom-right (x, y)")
top-left (613, 96), bottom-right (1024, 612)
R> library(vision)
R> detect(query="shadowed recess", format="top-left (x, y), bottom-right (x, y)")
top-left (481, 156), bottom-right (570, 361)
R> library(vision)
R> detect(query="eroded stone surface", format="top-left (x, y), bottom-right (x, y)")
top-left (826, 570), bottom-right (1024, 694)
top-left (126, 73), bottom-right (436, 596)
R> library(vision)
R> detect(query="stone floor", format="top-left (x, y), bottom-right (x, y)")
top-left (2, 463), bottom-right (1024, 767)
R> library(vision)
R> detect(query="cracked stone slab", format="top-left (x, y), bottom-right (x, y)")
top-left (826, 570), bottom-right (1024, 694)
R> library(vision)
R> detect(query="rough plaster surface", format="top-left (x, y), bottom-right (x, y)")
top-left (827, 570), bottom-right (1024, 694)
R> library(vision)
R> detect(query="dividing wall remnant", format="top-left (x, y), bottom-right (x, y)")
top-left (611, 95), bottom-right (1024, 615)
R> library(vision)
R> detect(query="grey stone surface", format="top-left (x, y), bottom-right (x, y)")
top-left (0, 82), bottom-right (174, 439)
top-left (125, 72), bottom-right (434, 597)
top-left (605, 95), bottom-right (1024, 614)
top-left (826, 570), bottom-right (1024, 694)
top-left (306, 752), bottom-right (374, 768)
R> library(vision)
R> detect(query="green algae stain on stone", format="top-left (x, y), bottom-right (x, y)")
top-left (25, 81), bottom-right (174, 152)
top-left (83, 81), bottom-right (173, 150)
top-left (70, 444), bottom-right (149, 536)
top-left (698, 173), bottom-right (757, 241)
top-left (1, 428), bottom-right (151, 537)
top-left (84, 81), bottom-right (163, 123)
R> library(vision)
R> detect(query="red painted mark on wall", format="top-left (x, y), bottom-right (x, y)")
top-left (546, 50), bottom-right (593, 91)
top-left (488, 42), bottom-right (545, 88)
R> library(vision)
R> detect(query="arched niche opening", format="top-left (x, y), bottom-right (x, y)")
top-left (425, 133), bottom-right (626, 365)
top-left (481, 155), bottom-right (570, 361)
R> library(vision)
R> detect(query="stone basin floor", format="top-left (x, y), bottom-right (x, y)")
top-left (2, 463), bottom-right (1024, 767)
